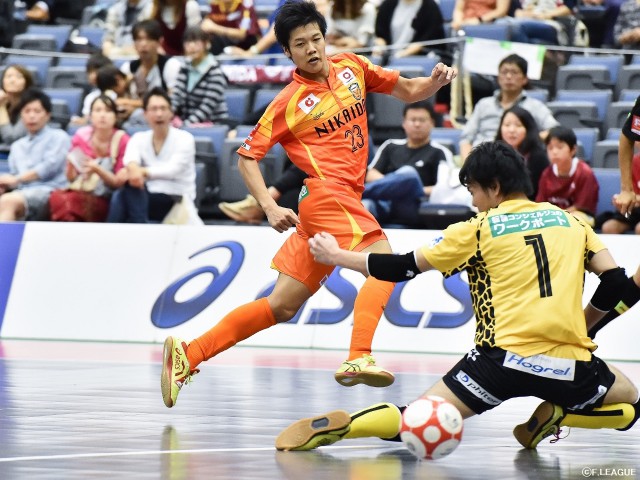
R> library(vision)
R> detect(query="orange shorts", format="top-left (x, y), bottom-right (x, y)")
top-left (272, 178), bottom-right (387, 294)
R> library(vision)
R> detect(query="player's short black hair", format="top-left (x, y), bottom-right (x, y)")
top-left (459, 141), bottom-right (533, 197)
top-left (274, 0), bottom-right (327, 51)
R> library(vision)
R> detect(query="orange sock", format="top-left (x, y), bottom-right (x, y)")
top-left (187, 297), bottom-right (276, 370)
top-left (348, 277), bottom-right (395, 360)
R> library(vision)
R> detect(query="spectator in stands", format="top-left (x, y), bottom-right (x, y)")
top-left (325, 0), bottom-right (377, 53)
top-left (581, 0), bottom-right (622, 47)
top-left (495, 106), bottom-right (549, 199)
top-left (373, 0), bottom-right (445, 58)
top-left (450, 0), bottom-right (511, 32)
top-left (202, 0), bottom-right (262, 55)
top-left (107, 87), bottom-right (197, 223)
top-left (70, 53), bottom-right (114, 127)
top-left (459, 53), bottom-right (559, 160)
top-left (362, 101), bottom-right (452, 226)
top-left (25, 0), bottom-right (84, 24)
top-left (151, 0), bottom-right (202, 56)
top-left (119, 19), bottom-right (183, 126)
top-left (0, 88), bottom-right (70, 221)
top-left (601, 152), bottom-right (640, 234)
top-left (96, 65), bottom-right (134, 125)
top-left (613, 0), bottom-right (640, 48)
top-left (0, 65), bottom-right (34, 146)
top-left (509, 0), bottom-right (575, 45)
top-left (171, 25), bottom-right (229, 126)
top-left (536, 126), bottom-right (599, 226)
top-left (50, 95), bottom-right (130, 222)
top-left (103, 0), bottom-right (153, 58)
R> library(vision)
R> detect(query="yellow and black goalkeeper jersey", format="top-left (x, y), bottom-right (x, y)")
top-left (420, 199), bottom-right (606, 360)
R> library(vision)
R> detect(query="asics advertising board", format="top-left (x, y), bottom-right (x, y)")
top-left (0, 223), bottom-right (639, 359)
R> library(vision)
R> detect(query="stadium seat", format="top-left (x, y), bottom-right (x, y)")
top-left (593, 168), bottom-right (620, 217)
top-left (547, 101), bottom-right (599, 130)
top-left (387, 56), bottom-right (439, 78)
top-left (525, 89), bottom-right (549, 103)
top-left (57, 56), bottom-right (89, 68)
top-left (438, 0), bottom-right (456, 22)
top-left (181, 125), bottom-right (229, 158)
top-left (591, 140), bottom-right (619, 168)
top-left (604, 101), bottom-right (634, 136)
top-left (555, 65), bottom-right (612, 91)
top-left (46, 66), bottom-right (87, 88)
top-left (555, 89), bottom-right (613, 123)
top-left (224, 88), bottom-right (252, 125)
top-left (431, 127), bottom-right (462, 155)
top-left (252, 88), bottom-right (281, 113)
top-left (26, 24), bottom-right (72, 51)
top-left (618, 89), bottom-right (640, 103)
top-left (369, 93), bottom-right (406, 144)
top-left (606, 128), bottom-right (621, 140)
top-left (77, 26), bottom-right (104, 48)
top-left (616, 65), bottom-right (640, 100)
top-left (11, 34), bottom-right (58, 52)
top-left (574, 128), bottom-right (599, 163)
top-left (43, 88), bottom-right (84, 117)
top-left (217, 138), bottom-right (271, 202)
top-left (462, 24), bottom-right (511, 41)
top-left (567, 55), bottom-right (623, 84)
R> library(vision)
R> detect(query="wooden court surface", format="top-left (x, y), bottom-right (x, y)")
top-left (0, 339), bottom-right (639, 479)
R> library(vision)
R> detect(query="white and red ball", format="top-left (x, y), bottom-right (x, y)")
top-left (400, 395), bottom-right (463, 460)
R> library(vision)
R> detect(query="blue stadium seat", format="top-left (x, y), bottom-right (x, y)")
top-left (43, 88), bottom-right (84, 116)
top-left (387, 56), bottom-right (439, 77)
top-left (181, 125), bottom-right (229, 157)
top-left (438, 0), bottom-right (456, 22)
top-left (604, 101), bottom-right (634, 136)
top-left (11, 34), bottom-right (58, 52)
top-left (555, 65), bottom-right (612, 91)
top-left (525, 89), bottom-right (549, 103)
top-left (606, 128), bottom-right (621, 140)
top-left (593, 168), bottom-right (620, 217)
top-left (46, 66), bottom-right (87, 88)
top-left (616, 65), bottom-right (640, 100)
top-left (26, 24), bottom-right (72, 51)
top-left (555, 89), bottom-right (613, 123)
top-left (568, 55), bottom-right (623, 84)
top-left (77, 26), bottom-right (104, 48)
top-left (431, 127), bottom-right (462, 155)
top-left (462, 24), bottom-right (511, 41)
top-left (574, 128), bottom-right (598, 163)
top-left (224, 89), bottom-right (252, 125)
top-left (591, 140), bottom-right (619, 168)
top-left (252, 88), bottom-right (280, 113)
top-left (619, 89), bottom-right (640, 103)
top-left (57, 56), bottom-right (89, 68)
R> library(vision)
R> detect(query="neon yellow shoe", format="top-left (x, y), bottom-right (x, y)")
top-left (275, 410), bottom-right (352, 451)
top-left (334, 354), bottom-right (395, 387)
top-left (513, 401), bottom-right (566, 449)
top-left (161, 336), bottom-right (198, 408)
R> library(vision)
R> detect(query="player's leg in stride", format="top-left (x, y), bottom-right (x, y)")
top-left (275, 402), bottom-right (402, 451)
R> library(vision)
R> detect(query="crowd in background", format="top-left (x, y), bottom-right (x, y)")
top-left (0, 0), bottom-right (638, 232)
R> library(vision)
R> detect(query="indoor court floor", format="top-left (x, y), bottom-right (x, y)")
top-left (0, 339), bottom-right (639, 480)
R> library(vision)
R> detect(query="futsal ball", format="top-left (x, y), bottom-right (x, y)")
top-left (400, 396), bottom-right (463, 460)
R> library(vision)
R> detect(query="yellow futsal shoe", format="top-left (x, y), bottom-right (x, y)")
top-left (335, 354), bottom-right (395, 387)
top-left (513, 401), bottom-right (566, 449)
top-left (275, 410), bottom-right (352, 451)
top-left (161, 336), bottom-right (198, 408)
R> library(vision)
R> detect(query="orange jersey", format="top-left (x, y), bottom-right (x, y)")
top-left (237, 53), bottom-right (400, 193)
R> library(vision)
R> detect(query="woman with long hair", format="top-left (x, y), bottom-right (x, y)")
top-left (0, 65), bottom-right (34, 145)
top-left (495, 105), bottom-right (549, 199)
top-left (151, 0), bottom-right (202, 56)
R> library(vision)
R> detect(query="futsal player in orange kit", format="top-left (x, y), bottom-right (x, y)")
top-left (161, 0), bottom-right (457, 408)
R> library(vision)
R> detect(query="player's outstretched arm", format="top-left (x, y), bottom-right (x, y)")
top-left (309, 232), bottom-right (432, 281)
top-left (391, 63), bottom-right (457, 103)
top-left (615, 134), bottom-right (638, 216)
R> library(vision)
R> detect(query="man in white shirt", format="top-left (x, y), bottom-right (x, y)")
top-left (107, 87), bottom-right (197, 223)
